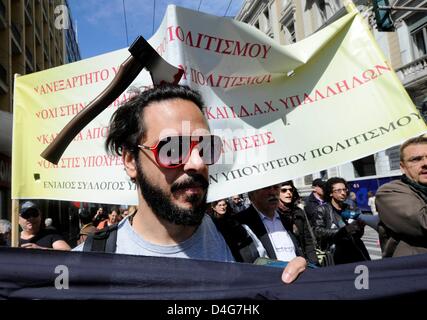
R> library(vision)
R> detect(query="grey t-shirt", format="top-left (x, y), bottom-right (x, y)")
top-left (74, 214), bottom-right (235, 263)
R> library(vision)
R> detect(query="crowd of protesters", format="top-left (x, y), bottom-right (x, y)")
top-left (1, 84), bottom-right (426, 275)
top-left (0, 155), bottom-right (408, 269)
top-left (1, 167), bottom-right (423, 267)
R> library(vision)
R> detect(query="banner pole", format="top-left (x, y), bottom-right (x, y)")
top-left (11, 200), bottom-right (19, 247)
top-left (11, 73), bottom-right (21, 248)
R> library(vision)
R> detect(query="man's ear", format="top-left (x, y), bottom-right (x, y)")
top-left (400, 161), bottom-right (407, 175)
top-left (123, 150), bottom-right (137, 179)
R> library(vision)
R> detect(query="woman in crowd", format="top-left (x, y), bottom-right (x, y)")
top-left (278, 181), bottom-right (319, 265)
top-left (97, 207), bottom-right (121, 230)
top-left (208, 199), bottom-right (230, 219)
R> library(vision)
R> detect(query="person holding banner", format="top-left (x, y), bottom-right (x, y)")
top-left (77, 84), bottom-right (306, 284)
top-left (376, 135), bottom-right (427, 257)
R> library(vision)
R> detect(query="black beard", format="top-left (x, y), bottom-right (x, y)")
top-left (135, 161), bottom-right (208, 226)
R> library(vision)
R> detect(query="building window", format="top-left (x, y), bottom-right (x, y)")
top-left (280, 1), bottom-right (296, 44)
top-left (281, 0), bottom-right (290, 10)
top-left (282, 20), bottom-right (296, 43)
top-left (263, 7), bottom-right (270, 22)
top-left (261, 7), bottom-right (271, 34)
top-left (318, 0), bottom-right (327, 23)
top-left (386, 146), bottom-right (400, 171)
top-left (316, 0), bottom-right (340, 26)
top-left (304, 174), bottom-right (313, 186)
top-left (320, 170), bottom-right (328, 180)
top-left (352, 155), bottom-right (376, 177)
top-left (412, 26), bottom-right (427, 59)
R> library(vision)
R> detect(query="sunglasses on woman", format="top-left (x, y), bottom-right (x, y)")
top-left (138, 135), bottom-right (223, 168)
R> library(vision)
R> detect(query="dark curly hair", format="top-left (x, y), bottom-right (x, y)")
top-left (324, 177), bottom-right (348, 202)
top-left (105, 84), bottom-right (205, 158)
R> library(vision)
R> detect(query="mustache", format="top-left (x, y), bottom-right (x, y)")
top-left (267, 196), bottom-right (279, 202)
top-left (171, 174), bottom-right (209, 193)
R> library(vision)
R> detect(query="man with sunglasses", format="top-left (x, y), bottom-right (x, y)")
top-left (312, 177), bottom-right (370, 265)
top-left (77, 84), bottom-right (306, 283)
top-left (19, 201), bottom-right (71, 250)
top-left (376, 135), bottom-right (427, 257)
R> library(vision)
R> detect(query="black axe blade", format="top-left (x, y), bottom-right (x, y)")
top-left (40, 36), bottom-right (184, 164)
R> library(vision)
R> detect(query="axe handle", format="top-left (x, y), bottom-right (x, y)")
top-left (40, 55), bottom-right (144, 164)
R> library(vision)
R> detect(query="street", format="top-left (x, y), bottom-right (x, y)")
top-left (362, 226), bottom-right (382, 260)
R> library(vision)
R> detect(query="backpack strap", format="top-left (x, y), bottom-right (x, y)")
top-left (83, 224), bottom-right (118, 253)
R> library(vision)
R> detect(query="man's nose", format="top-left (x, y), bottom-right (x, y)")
top-left (183, 147), bottom-right (206, 173)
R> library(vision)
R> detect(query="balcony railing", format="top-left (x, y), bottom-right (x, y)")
top-left (11, 22), bottom-right (22, 45)
top-left (26, 46), bottom-right (33, 65)
top-left (0, 63), bottom-right (7, 85)
top-left (0, 0), bottom-right (5, 18)
top-left (35, 24), bottom-right (41, 44)
top-left (396, 55), bottom-right (427, 87)
top-left (0, 0), bottom-right (7, 29)
top-left (25, 1), bottom-right (33, 24)
top-left (42, 5), bottom-right (47, 22)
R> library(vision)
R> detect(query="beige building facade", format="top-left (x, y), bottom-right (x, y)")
top-left (0, 0), bottom-right (80, 220)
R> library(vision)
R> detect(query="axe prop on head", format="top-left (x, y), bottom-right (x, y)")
top-left (40, 36), bottom-right (184, 164)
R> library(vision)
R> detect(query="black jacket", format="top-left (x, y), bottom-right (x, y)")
top-left (313, 202), bottom-right (370, 264)
top-left (278, 205), bottom-right (318, 265)
top-left (234, 205), bottom-right (303, 261)
top-left (304, 192), bottom-right (324, 224)
top-left (211, 213), bottom-right (262, 263)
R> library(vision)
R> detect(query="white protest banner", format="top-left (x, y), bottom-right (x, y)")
top-left (12, 5), bottom-right (427, 204)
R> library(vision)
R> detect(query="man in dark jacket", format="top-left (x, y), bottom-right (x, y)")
top-left (376, 135), bottom-right (427, 257)
top-left (313, 177), bottom-right (370, 265)
top-left (235, 184), bottom-right (307, 276)
top-left (304, 178), bottom-right (326, 224)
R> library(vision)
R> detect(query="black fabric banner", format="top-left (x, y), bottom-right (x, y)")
top-left (0, 247), bottom-right (426, 300)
